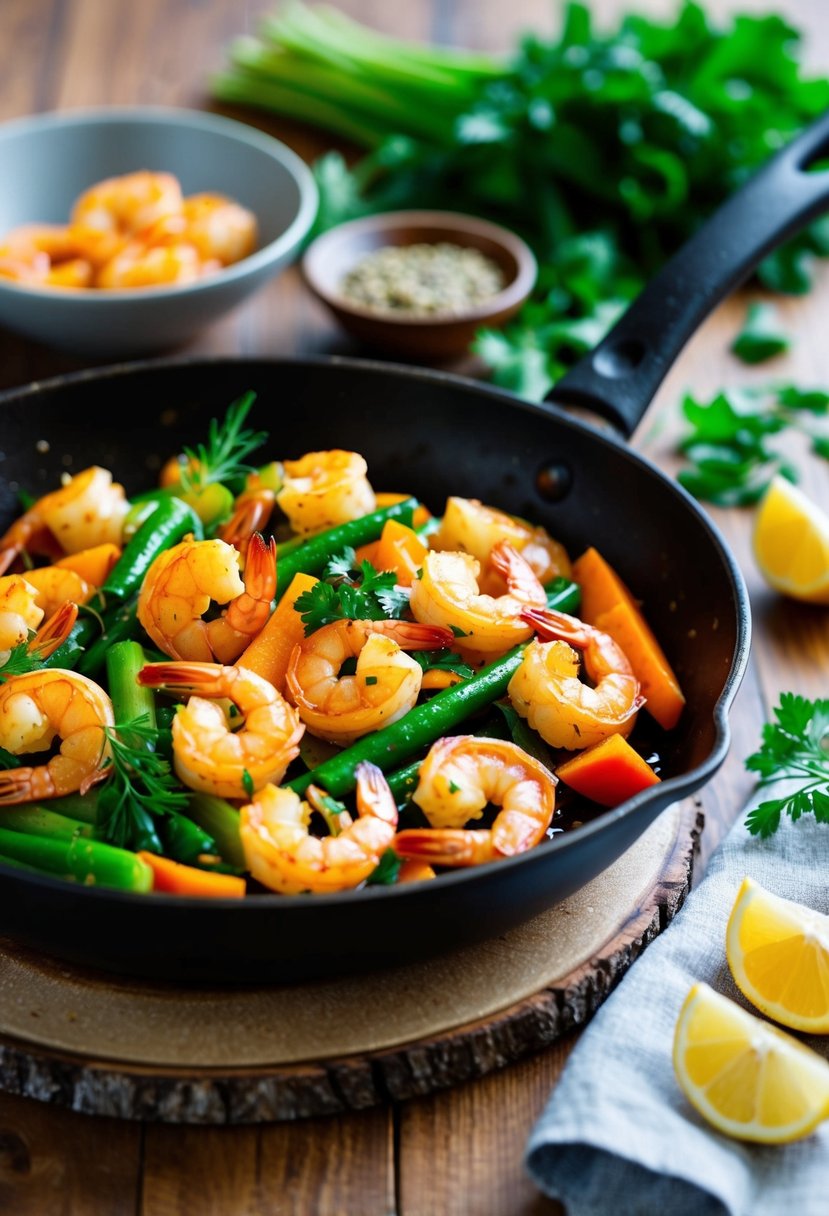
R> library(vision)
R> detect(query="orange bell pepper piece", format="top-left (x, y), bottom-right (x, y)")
top-left (374, 492), bottom-right (432, 530)
top-left (397, 860), bottom-right (436, 883)
top-left (374, 519), bottom-right (429, 586)
top-left (420, 669), bottom-right (464, 691)
top-left (354, 539), bottom-right (381, 566)
top-left (138, 852), bottom-right (246, 898)
top-left (572, 547), bottom-right (685, 731)
top-left (237, 571), bottom-right (318, 693)
top-left (555, 734), bottom-right (660, 807)
top-left (56, 542), bottom-right (121, 587)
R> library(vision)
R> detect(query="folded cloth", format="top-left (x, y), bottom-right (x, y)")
top-left (525, 802), bottom-right (829, 1216)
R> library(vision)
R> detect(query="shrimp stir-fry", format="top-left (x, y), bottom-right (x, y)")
top-left (508, 607), bottom-right (644, 750)
top-left (410, 540), bottom-right (545, 660)
top-left (286, 618), bottom-right (454, 746)
top-left (0, 393), bottom-right (680, 901)
top-left (138, 661), bottom-right (304, 800)
top-left (0, 670), bottom-right (113, 803)
top-left (240, 761), bottom-right (398, 894)
top-left (395, 737), bottom-right (556, 867)
top-left (137, 533), bottom-right (275, 664)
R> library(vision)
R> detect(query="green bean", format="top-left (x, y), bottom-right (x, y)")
top-left (103, 497), bottom-right (197, 601)
top-left (285, 644), bottom-right (526, 797)
top-left (184, 793), bottom-right (245, 869)
top-left (50, 790), bottom-right (100, 825)
top-left (160, 812), bottom-right (217, 865)
top-left (77, 600), bottom-right (139, 679)
top-left (106, 640), bottom-right (156, 728)
top-left (0, 828), bottom-right (153, 892)
top-left (0, 806), bottom-right (95, 841)
top-left (544, 577), bottom-right (581, 614)
top-left (274, 496), bottom-right (418, 602)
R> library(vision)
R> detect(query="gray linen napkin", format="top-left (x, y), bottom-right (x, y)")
top-left (525, 802), bottom-right (829, 1216)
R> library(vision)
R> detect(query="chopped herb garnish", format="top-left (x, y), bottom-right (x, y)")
top-left (181, 391), bottom-right (267, 490)
top-left (448, 780), bottom-right (460, 794)
top-left (365, 675), bottom-right (378, 686)
top-left (411, 649), bottom-right (474, 680)
top-left (744, 694), bottom-right (829, 838)
top-left (98, 716), bottom-right (189, 853)
top-left (295, 549), bottom-right (410, 634)
top-left (731, 303), bottom-right (790, 365)
top-left (449, 625), bottom-right (470, 639)
top-left (241, 769), bottom-right (255, 799)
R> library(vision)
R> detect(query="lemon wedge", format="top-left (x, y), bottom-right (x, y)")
top-left (673, 983), bottom-right (829, 1143)
top-left (726, 877), bottom-right (829, 1034)
top-left (752, 476), bottom-right (829, 604)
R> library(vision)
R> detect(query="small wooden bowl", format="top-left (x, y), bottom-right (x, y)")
top-left (302, 210), bottom-right (537, 358)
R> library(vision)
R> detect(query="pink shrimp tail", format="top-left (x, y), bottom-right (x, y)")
top-left (0, 766), bottom-right (49, 804)
top-left (138, 660), bottom-right (225, 697)
top-left (521, 606), bottom-right (589, 648)
top-left (30, 601), bottom-right (79, 659)
top-left (385, 621), bottom-right (456, 651)
top-left (394, 827), bottom-right (489, 866)
top-left (354, 760), bottom-right (398, 826)
top-left (489, 541), bottom-right (545, 603)
top-left (219, 491), bottom-right (276, 554)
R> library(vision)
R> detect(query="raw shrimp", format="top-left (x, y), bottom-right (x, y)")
top-left (431, 497), bottom-right (571, 590)
top-left (0, 575), bottom-right (44, 663)
top-left (239, 761), bottom-right (397, 894)
top-left (0, 670), bottom-right (113, 803)
top-left (394, 736), bottom-right (556, 867)
top-left (70, 171), bottom-right (183, 236)
top-left (277, 450), bottom-right (376, 535)
top-left (137, 660), bottom-right (304, 800)
top-left (0, 466), bottom-right (129, 575)
top-left (409, 540), bottom-right (546, 660)
top-left (507, 607), bottom-right (644, 750)
top-left (137, 533), bottom-right (276, 664)
top-left (24, 566), bottom-right (94, 619)
top-left (285, 618), bottom-right (454, 746)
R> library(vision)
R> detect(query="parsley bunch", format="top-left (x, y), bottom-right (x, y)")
top-left (295, 547), bottom-right (410, 634)
top-left (677, 385), bottom-right (829, 506)
top-left (745, 694), bottom-right (829, 838)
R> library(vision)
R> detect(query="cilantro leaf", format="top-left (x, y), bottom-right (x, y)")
top-left (744, 694), bottom-right (829, 836)
top-left (731, 303), bottom-right (790, 365)
top-left (411, 650), bottom-right (474, 680)
top-left (295, 550), bottom-right (410, 634)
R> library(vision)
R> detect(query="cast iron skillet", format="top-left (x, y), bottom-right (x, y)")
top-left (1, 114), bottom-right (829, 984)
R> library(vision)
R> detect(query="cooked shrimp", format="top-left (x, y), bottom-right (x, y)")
top-left (71, 171), bottom-right (183, 236)
top-left (394, 736), bottom-right (556, 867)
top-left (409, 540), bottom-right (545, 660)
top-left (277, 450), bottom-right (376, 536)
top-left (286, 618), bottom-right (454, 746)
top-left (507, 607), bottom-right (644, 750)
top-left (432, 497), bottom-right (571, 590)
top-left (96, 241), bottom-right (210, 289)
top-left (239, 761), bottom-right (397, 894)
top-left (0, 466), bottom-right (129, 575)
top-left (24, 566), bottom-right (94, 619)
top-left (0, 575), bottom-right (44, 663)
top-left (137, 660), bottom-right (303, 799)
top-left (0, 670), bottom-right (112, 803)
top-left (148, 194), bottom-right (257, 266)
top-left (137, 533), bottom-right (276, 664)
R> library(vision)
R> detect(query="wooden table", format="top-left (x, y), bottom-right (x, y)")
top-left (0, 1), bottom-right (827, 1211)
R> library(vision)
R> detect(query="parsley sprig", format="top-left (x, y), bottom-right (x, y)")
top-left (745, 694), bottom-right (829, 838)
top-left (410, 650), bottom-right (474, 680)
top-left (677, 385), bottom-right (829, 506)
top-left (295, 547), bottom-right (410, 634)
top-left (181, 391), bottom-right (268, 491)
top-left (97, 716), bottom-right (189, 852)
top-left (0, 625), bottom-right (83, 682)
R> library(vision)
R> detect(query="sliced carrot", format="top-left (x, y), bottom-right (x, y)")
top-left (374, 519), bottom-right (429, 586)
top-left (397, 860), bottom-right (436, 883)
top-left (354, 539), bottom-right (381, 566)
top-left (572, 546), bottom-right (685, 731)
top-left (237, 571), bottom-right (318, 692)
top-left (555, 734), bottom-right (660, 807)
top-left (56, 542), bottom-right (121, 586)
top-left (420, 669), bottom-right (464, 690)
top-left (138, 852), bottom-right (246, 898)
top-left (375, 492), bottom-right (431, 530)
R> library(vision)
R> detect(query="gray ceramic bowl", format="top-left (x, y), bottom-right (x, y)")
top-left (0, 108), bottom-right (318, 355)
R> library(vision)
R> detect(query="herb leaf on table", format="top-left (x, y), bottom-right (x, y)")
top-left (745, 694), bottom-right (829, 838)
top-left (731, 303), bottom-right (790, 365)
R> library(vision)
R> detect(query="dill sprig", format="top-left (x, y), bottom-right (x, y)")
top-left (181, 391), bottom-right (268, 491)
top-left (97, 716), bottom-right (189, 852)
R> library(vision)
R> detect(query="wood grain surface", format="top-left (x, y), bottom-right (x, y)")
top-left (0, 0), bottom-right (827, 1212)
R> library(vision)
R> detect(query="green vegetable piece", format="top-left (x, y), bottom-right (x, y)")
top-left (731, 303), bottom-right (790, 365)
top-left (0, 827), bottom-right (153, 892)
top-left (185, 794), bottom-right (245, 870)
top-left (103, 497), bottom-right (195, 601)
top-left (160, 812), bottom-right (217, 865)
top-left (0, 806), bottom-right (95, 841)
top-left (77, 600), bottom-right (140, 679)
top-left (366, 848), bottom-right (402, 885)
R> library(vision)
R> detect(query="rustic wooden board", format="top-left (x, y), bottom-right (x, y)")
top-left (0, 803), bottom-right (700, 1123)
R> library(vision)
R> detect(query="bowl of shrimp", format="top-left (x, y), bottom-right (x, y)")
top-left (0, 108), bottom-right (318, 355)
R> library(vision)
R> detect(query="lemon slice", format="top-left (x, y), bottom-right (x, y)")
top-left (673, 983), bottom-right (829, 1143)
top-left (726, 877), bottom-right (829, 1033)
top-left (752, 476), bottom-right (829, 604)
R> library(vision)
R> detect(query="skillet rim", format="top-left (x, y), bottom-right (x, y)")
top-left (0, 353), bottom-right (751, 911)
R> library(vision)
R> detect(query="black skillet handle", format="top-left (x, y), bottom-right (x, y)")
top-left (545, 110), bottom-right (829, 437)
